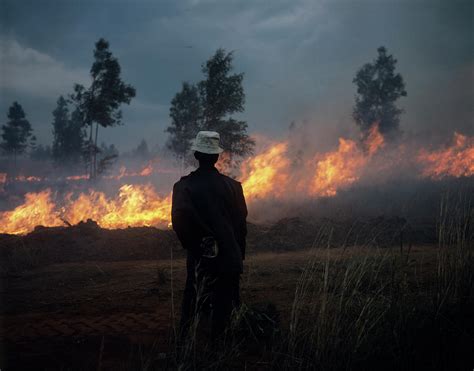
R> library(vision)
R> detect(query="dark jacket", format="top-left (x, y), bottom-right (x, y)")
top-left (171, 166), bottom-right (248, 273)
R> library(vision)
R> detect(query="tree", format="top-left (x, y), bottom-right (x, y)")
top-left (199, 49), bottom-right (254, 158)
top-left (30, 144), bottom-right (52, 161)
top-left (51, 96), bottom-right (85, 166)
top-left (97, 142), bottom-right (119, 175)
top-left (66, 107), bottom-right (86, 163)
top-left (52, 96), bottom-right (70, 162)
top-left (1, 102), bottom-right (34, 165)
top-left (165, 49), bottom-right (254, 168)
top-left (133, 139), bottom-right (150, 159)
top-left (165, 82), bottom-right (201, 165)
top-left (71, 38), bottom-right (136, 179)
top-left (353, 46), bottom-right (407, 139)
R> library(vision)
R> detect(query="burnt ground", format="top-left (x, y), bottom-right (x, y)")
top-left (0, 218), bottom-right (472, 370)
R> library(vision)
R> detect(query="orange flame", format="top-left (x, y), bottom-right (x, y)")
top-left (418, 132), bottom-right (474, 179)
top-left (0, 172), bottom-right (6, 193)
top-left (366, 123), bottom-right (385, 156)
top-left (309, 124), bottom-right (384, 197)
top-left (15, 175), bottom-right (43, 182)
top-left (240, 142), bottom-right (290, 200)
top-left (0, 184), bottom-right (171, 235)
top-left (63, 184), bottom-right (171, 229)
top-left (4, 126), bottom-right (474, 236)
top-left (0, 190), bottom-right (61, 235)
top-left (308, 138), bottom-right (366, 197)
top-left (66, 174), bottom-right (89, 181)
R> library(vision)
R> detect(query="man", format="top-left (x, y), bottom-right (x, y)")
top-left (171, 131), bottom-right (248, 339)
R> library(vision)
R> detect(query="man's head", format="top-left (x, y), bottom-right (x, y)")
top-left (190, 131), bottom-right (223, 168)
top-left (194, 151), bottom-right (219, 167)
top-left (190, 131), bottom-right (223, 154)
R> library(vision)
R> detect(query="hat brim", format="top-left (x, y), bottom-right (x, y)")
top-left (190, 144), bottom-right (224, 154)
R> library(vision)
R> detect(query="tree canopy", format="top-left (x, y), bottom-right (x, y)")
top-left (71, 38), bottom-right (136, 178)
top-left (51, 96), bottom-right (85, 166)
top-left (166, 48), bottom-right (254, 167)
top-left (1, 102), bottom-right (34, 163)
top-left (166, 82), bottom-right (201, 164)
top-left (353, 47), bottom-right (407, 139)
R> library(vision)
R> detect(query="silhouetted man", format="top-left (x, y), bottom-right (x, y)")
top-left (172, 131), bottom-right (247, 339)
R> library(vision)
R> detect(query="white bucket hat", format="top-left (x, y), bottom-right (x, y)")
top-left (191, 131), bottom-right (224, 154)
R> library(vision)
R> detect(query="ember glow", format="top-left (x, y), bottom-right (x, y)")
top-left (6, 163), bottom-right (157, 184)
top-left (417, 132), bottom-right (474, 179)
top-left (0, 172), bottom-right (6, 193)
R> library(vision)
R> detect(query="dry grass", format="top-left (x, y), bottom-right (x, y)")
top-left (165, 191), bottom-right (473, 370)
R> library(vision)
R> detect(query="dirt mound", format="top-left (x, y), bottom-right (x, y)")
top-left (0, 220), bottom-right (179, 273)
top-left (248, 216), bottom-right (436, 251)
top-left (0, 216), bottom-right (438, 273)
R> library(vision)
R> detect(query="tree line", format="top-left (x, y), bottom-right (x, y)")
top-left (1, 44), bottom-right (407, 176)
top-left (164, 46), bottom-right (407, 165)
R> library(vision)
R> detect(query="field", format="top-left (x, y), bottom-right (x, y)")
top-left (1, 209), bottom-right (473, 370)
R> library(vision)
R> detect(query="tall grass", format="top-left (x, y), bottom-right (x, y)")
top-left (159, 191), bottom-right (473, 370)
top-left (274, 191), bottom-right (474, 370)
top-left (435, 191), bottom-right (473, 312)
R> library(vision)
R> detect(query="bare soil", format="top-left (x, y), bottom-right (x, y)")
top-left (0, 246), bottom-right (442, 370)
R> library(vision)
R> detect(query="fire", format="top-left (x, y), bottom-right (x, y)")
top-left (7, 163), bottom-right (155, 184)
top-left (0, 172), bottom-right (6, 193)
top-left (103, 163), bottom-right (154, 180)
top-left (308, 138), bottom-right (366, 197)
top-left (66, 174), bottom-right (89, 181)
top-left (3, 125), bottom-right (474, 236)
top-left (418, 132), bottom-right (474, 179)
top-left (0, 184), bottom-right (171, 235)
top-left (63, 184), bottom-right (171, 229)
top-left (215, 152), bottom-right (233, 174)
top-left (240, 142), bottom-right (290, 200)
top-left (0, 190), bottom-right (61, 235)
top-left (365, 123), bottom-right (385, 156)
top-left (236, 125), bottom-right (384, 200)
top-left (139, 163), bottom-right (153, 176)
top-left (308, 124), bottom-right (384, 197)
top-left (15, 175), bottom-right (43, 182)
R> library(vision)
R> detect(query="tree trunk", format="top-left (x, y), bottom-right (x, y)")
top-left (88, 124), bottom-right (93, 179)
top-left (94, 122), bottom-right (99, 178)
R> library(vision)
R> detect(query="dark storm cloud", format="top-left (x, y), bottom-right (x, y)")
top-left (0, 0), bottom-right (472, 151)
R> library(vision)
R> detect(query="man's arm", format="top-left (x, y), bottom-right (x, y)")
top-left (172, 181), bottom-right (198, 250)
top-left (235, 182), bottom-right (248, 260)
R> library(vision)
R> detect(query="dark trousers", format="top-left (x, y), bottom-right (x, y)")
top-left (180, 254), bottom-right (240, 339)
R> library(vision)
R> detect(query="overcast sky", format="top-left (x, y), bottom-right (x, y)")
top-left (1, 0), bottom-right (472, 151)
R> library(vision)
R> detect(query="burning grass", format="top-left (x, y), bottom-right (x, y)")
top-left (0, 184), bottom-right (172, 235)
top-left (418, 132), bottom-right (474, 179)
top-left (1, 128), bottom-right (473, 235)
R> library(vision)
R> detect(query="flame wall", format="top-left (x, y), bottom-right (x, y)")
top-left (0, 127), bottom-right (472, 235)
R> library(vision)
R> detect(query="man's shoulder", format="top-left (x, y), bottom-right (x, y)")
top-left (173, 172), bottom-right (194, 188)
top-left (218, 172), bottom-right (242, 189)
top-left (174, 169), bottom-right (242, 189)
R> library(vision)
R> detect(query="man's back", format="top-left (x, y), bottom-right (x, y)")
top-left (172, 166), bottom-right (247, 273)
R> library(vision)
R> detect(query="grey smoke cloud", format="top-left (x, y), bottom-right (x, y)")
top-left (0, 0), bottom-right (472, 151)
